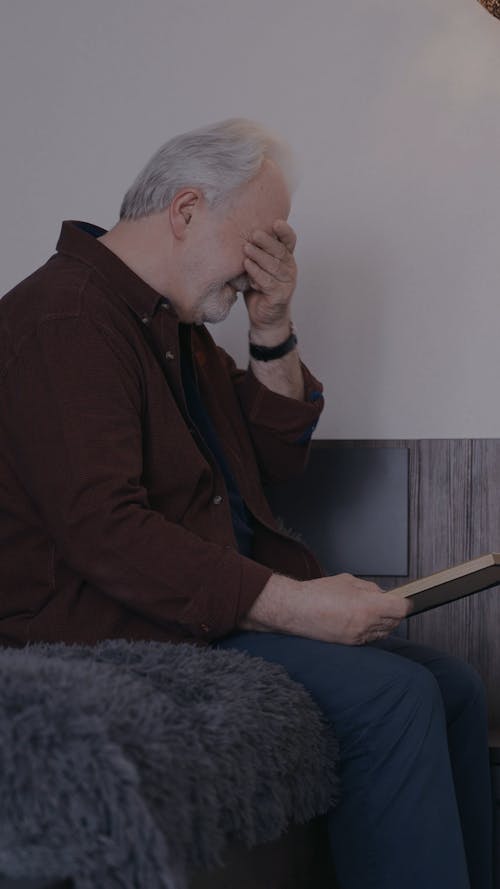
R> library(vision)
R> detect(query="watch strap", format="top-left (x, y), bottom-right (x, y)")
top-left (249, 326), bottom-right (298, 362)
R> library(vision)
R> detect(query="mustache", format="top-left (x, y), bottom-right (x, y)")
top-left (227, 273), bottom-right (252, 294)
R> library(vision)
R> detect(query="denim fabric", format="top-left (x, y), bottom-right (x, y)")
top-left (216, 631), bottom-right (493, 889)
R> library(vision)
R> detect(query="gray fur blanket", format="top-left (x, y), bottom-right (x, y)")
top-left (0, 639), bottom-right (339, 889)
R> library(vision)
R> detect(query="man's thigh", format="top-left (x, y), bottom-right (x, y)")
top-left (215, 630), bottom-right (442, 735)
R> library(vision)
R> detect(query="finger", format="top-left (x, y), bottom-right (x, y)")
top-left (243, 241), bottom-right (294, 282)
top-left (366, 622), bottom-right (396, 642)
top-left (249, 229), bottom-right (288, 259)
top-left (370, 629), bottom-right (391, 642)
top-left (357, 627), bottom-right (390, 645)
top-left (243, 257), bottom-right (276, 293)
top-left (272, 220), bottom-right (297, 253)
top-left (370, 618), bottom-right (396, 633)
top-left (381, 594), bottom-right (413, 618)
top-left (353, 579), bottom-right (382, 593)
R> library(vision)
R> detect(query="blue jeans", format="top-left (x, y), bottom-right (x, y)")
top-left (215, 631), bottom-right (493, 889)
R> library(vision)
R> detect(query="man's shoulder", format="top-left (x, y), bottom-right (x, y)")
top-left (1, 252), bottom-right (107, 320)
top-left (0, 254), bottom-right (129, 376)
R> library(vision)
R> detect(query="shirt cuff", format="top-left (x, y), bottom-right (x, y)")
top-left (238, 361), bottom-right (325, 444)
top-left (179, 547), bottom-right (274, 642)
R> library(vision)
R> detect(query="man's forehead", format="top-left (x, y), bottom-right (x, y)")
top-left (229, 160), bottom-right (291, 235)
top-left (235, 199), bottom-right (290, 240)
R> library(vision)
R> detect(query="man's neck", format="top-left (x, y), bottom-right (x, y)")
top-left (98, 218), bottom-right (170, 297)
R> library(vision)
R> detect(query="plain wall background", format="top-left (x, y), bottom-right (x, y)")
top-left (1, 0), bottom-right (499, 438)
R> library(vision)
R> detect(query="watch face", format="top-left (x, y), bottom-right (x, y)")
top-left (477, 0), bottom-right (500, 18)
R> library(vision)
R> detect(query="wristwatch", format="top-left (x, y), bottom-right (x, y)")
top-left (249, 324), bottom-right (298, 362)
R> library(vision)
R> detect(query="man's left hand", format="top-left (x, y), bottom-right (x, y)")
top-left (243, 219), bottom-right (297, 335)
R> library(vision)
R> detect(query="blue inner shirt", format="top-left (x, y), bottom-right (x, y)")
top-left (179, 324), bottom-right (255, 558)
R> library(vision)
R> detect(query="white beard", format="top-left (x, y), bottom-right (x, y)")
top-left (193, 273), bottom-right (252, 325)
top-left (193, 283), bottom-right (238, 325)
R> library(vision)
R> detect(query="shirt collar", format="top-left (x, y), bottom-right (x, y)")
top-left (56, 220), bottom-right (176, 323)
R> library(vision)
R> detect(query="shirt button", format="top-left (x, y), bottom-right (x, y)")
top-left (165, 350), bottom-right (175, 360)
top-left (212, 494), bottom-right (223, 505)
top-left (160, 300), bottom-right (170, 311)
top-left (141, 315), bottom-right (150, 325)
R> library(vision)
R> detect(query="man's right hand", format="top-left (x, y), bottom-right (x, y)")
top-left (239, 572), bottom-right (412, 645)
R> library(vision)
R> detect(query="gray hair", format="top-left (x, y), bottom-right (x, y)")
top-left (119, 118), bottom-right (296, 220)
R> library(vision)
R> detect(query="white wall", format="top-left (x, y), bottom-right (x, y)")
top-left (1, 0), bottom-right (499, 438)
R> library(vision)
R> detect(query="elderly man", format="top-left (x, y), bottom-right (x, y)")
top-left (0, 119), bottom-right (492, 889)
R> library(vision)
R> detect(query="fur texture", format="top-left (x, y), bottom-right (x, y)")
top-left (0, 640), bottom-right (339, 889)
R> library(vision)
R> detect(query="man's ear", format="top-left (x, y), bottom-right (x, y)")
top-left (170, 189), bottom-right (202, 239)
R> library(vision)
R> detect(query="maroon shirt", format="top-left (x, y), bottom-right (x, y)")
top-left (0, 221), bottom-right (325, 647)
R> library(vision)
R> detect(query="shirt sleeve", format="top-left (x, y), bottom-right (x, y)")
top-left (216, 347), bottom-right (325, 483)
top-left (2, 316), bottom-right (272, 642)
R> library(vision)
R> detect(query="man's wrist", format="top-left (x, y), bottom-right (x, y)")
top-left (239, 573), bottom-right (303, 633)
top-left (248, 319), bottom-right (293, 349)
top-left (249, 327), bottom-right (297, 363)
top-left (247, 319), bottom-right (304, 400)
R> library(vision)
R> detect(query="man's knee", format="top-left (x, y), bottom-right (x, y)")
top-left (335, 658), bottom-right (446, 751)
top-left (378, 662), bottom-right (444, 732)
top-left (434, 654), bottom-right (488, 725)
